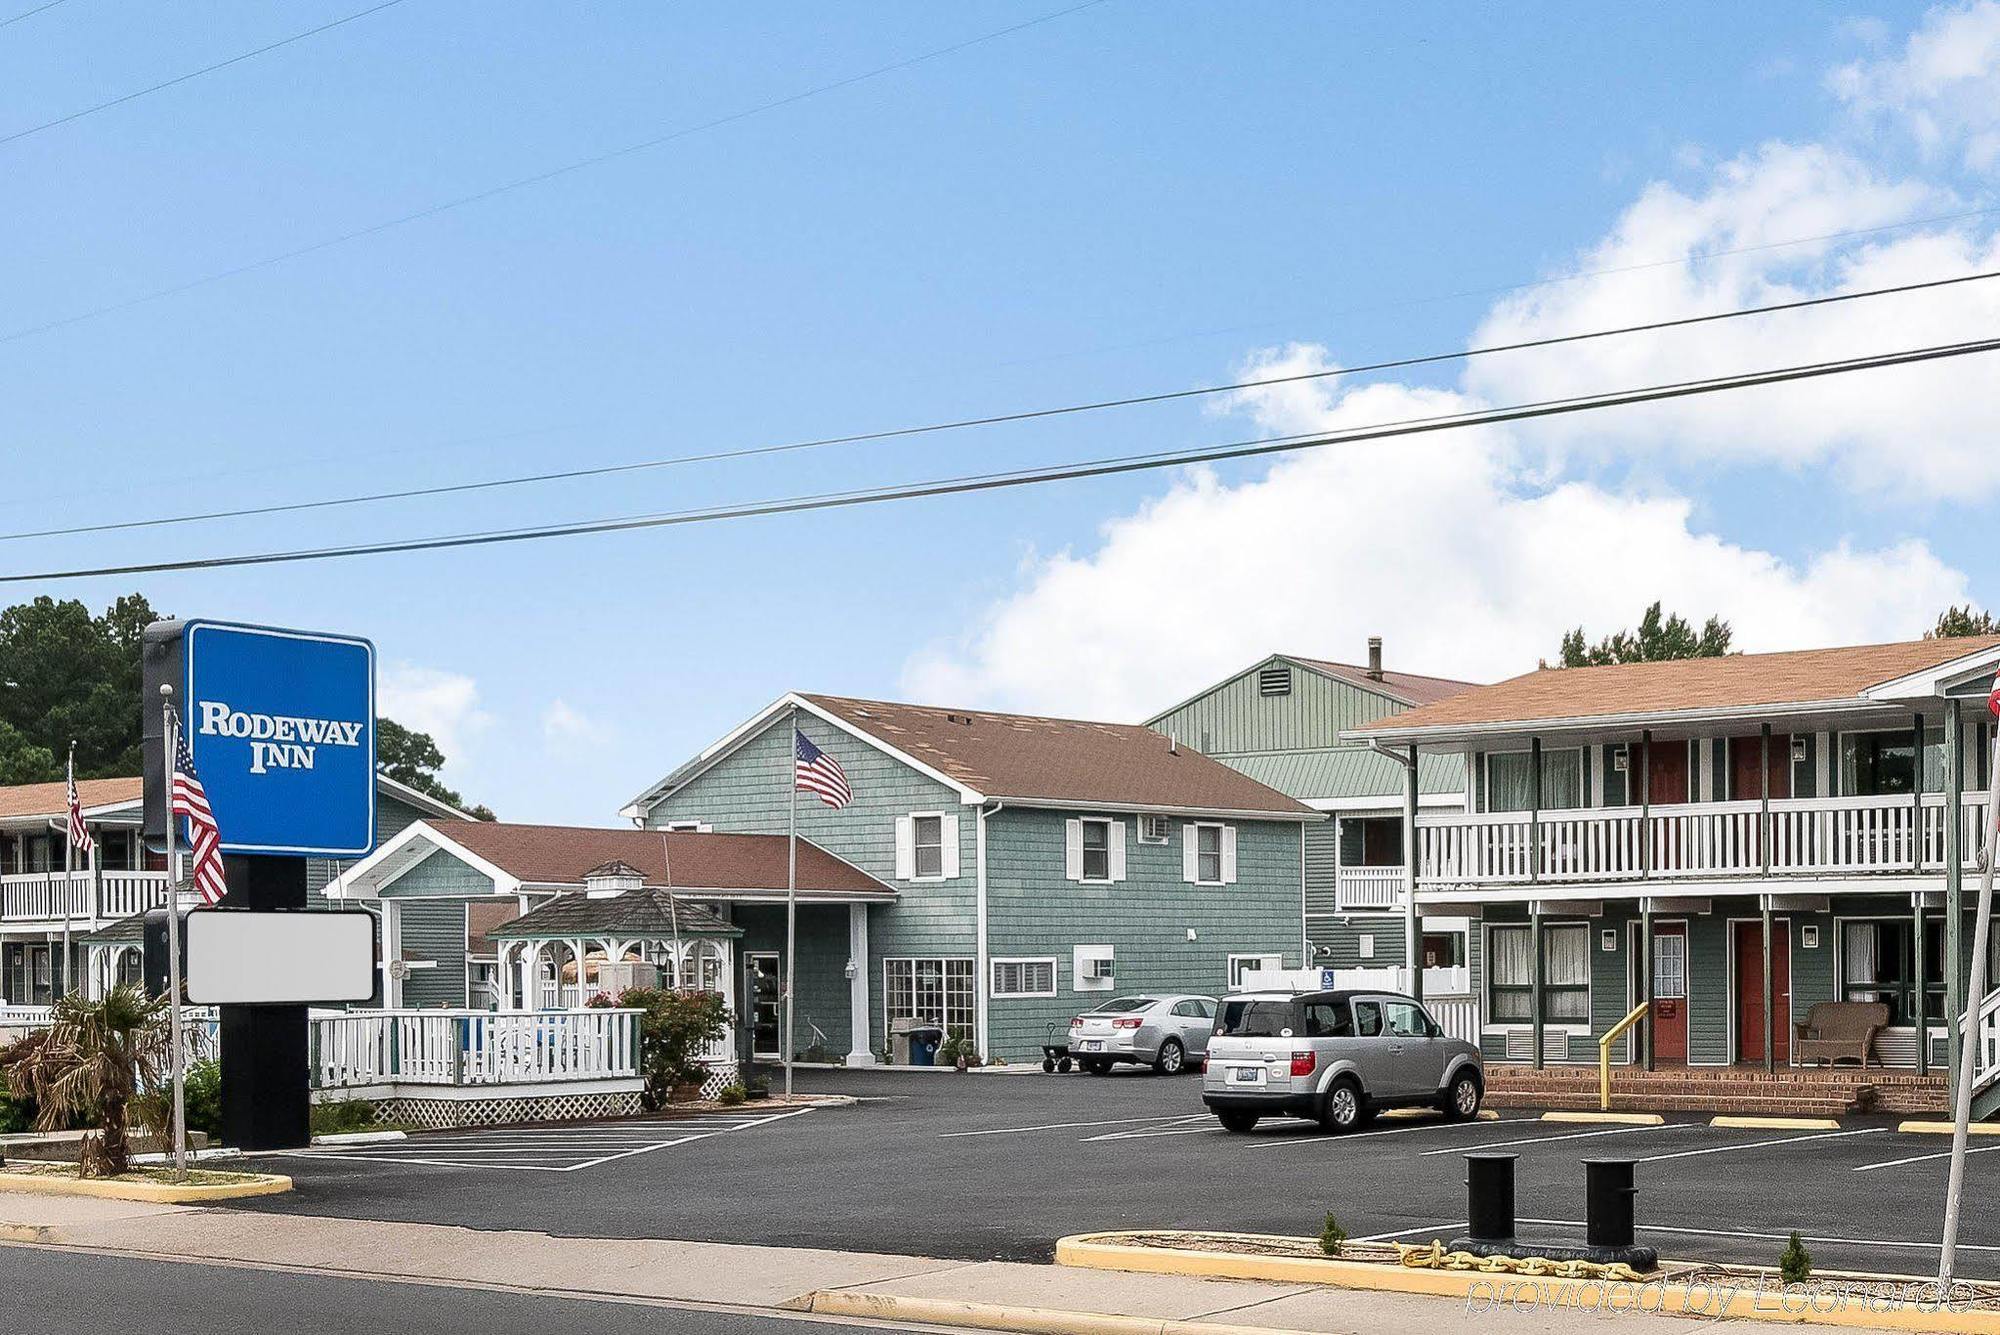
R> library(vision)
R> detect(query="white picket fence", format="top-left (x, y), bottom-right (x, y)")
top-left (310, 1008), bottom-right (642, 1090)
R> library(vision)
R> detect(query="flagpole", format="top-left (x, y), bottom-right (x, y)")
top-left (661, 832), bottom-right (682, 985)
top-left (62, 743), bottom-right (74, 1001)
top-left (1940, 716), bottom-right (2000, 1292)
top-left (785, 704), bottom-right (799, 1100)
top-left (161, 688), bottom-right (189, 1182)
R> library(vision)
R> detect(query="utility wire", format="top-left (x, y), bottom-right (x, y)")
top-left (12, 332), bottom-right (1996, 585)
top-left (0, 0), bottom-right (69, 31)
top-left (0, 0), bottom-right (1108, 343)
top-left (0, 0), bottom-right (411, 148)
top-left (13, 265), bottom-right (1998, 545)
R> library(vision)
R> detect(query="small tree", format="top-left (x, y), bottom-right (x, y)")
top-left (1, 986), bottom-right (175, 1177)
top-left (1319, 1212), bottom-right (1347, 1257)
top-left (1779, 1231), bottom-right (1812, 1287)
top-left (613, 986), bottom-right (731, 1110)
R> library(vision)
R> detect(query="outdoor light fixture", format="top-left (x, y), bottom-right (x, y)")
top-left (1612, 745), bottom-right (1629, 773)
top-left (1792, 736), bottom-right (1807, 762)
top-left (843, 959), bottom-right (857, 980)
top-left (1186, 928), bottom-right (1197, 942)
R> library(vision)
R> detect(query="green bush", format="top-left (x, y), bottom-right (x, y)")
top-left (716, 1084), bottom-right (747, 1106)
top-left (1319, 1213), bottom-right (1347, 1257)
top-left (614, 987), bottom-right (731, 1111)
top-left (310, 1099), bottom-right (380, 1137)
top-left (1779, 1231), bottom-right (1812, 1287)
top-left (0, 1088), bottom-right (31, 1135)
top-left (938, 1030), bottom-right (981, 1068)
top-left (182, 1059), bottom-right (223, 1139)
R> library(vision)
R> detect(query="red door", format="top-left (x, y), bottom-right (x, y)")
top-left (1728, 735), bottom-right (1791, 801)
top-left (1649, 923), bottom-right (1689, 1064)
top-left (1734, 920), bottom-right (1792, 1064)
top-left (1643, 741), bottom-right (1691, 805)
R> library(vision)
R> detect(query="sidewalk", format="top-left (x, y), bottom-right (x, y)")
top-left (0, 1191), bottom-right (1902, 1335)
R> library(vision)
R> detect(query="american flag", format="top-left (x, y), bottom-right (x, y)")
top-left (171, 720), bottom-right (228, 906)
top-left (794, 729), bottom-right (852, 810)
top-left (65, 760), bottom-right (93, 856)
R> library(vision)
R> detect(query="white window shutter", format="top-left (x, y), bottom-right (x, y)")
top-left (1222, 825), bottom-right (1239, 884)
top-left (940, 814), bottom-right (961, 878)
top-left (1182, 824), bottom-right (1198, 883)
top-left (894, 816), bottom-right (915, 880)
top-left (1108, 819), bottom-right (1127, 882)
top-left (1065, 819), bottom-right (1084, 882)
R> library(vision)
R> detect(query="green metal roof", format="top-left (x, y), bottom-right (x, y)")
top-left (1211, 747), bottom-right (1465, 803)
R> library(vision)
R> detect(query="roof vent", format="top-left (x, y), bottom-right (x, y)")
top-left (1257, 664), bottom-right (1293, 696)
top-left (583, 859), bottom-right (645, 898)
top-left (1367, 637), bottom-right (1384, 681)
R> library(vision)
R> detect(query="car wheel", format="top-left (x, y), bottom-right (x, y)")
top-left (1217, 1110), bottom-right (1260, 1133)
top-left (1442, 1070), bottom-right (1483, 1121)
top-left (1320, 1078), bottom-right (1366, 1133)
top-left (1154, 1038), bottom-right (1186, 1075)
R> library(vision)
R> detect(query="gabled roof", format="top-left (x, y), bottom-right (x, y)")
top-left (0, 777), bottom-right (142, 822)
top-left (335, 819), bottom-right (895, 901)
top-left (1284, 657), bottom-right (1481, 708)
top-left (489, 887), bottom-right (741, 942)
top-left (801, 693), bottom-right (1317, 817)
top-left (1353, 635), bottom-right (2000, 741)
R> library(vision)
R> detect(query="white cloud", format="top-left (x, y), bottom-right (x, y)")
top-left (541, 698), bottom-right (603, 749)
top-left (1831, 0), bottom-right (2000, 170)
top-left (379, 662), bottom-right (491, 772)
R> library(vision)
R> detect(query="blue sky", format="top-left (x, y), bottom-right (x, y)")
top-left (6, 2), bottom-right (1997, 823)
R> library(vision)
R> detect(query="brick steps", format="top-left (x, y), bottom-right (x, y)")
top-left (1482, 1063), bottom-right (1948, 1117)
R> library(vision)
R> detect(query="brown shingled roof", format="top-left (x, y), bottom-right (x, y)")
top-left (1287, 657), bottom-right (1481, 707)
top-left (1357, 635), bottom-right (2000, 735)
top-left (802, 694), bottom-right (1315, 815)
top-left (428, 820), bottom-right (891, 896)
top-left (0, 777), bottom-right (141, 821)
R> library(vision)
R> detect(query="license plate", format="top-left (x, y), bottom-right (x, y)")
top-left (1080, 1040), bottom-right (1103, 1052)
top-left (1229, 1067), bottom-right (1265, 1086)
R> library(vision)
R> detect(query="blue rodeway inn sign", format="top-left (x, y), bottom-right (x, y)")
top-left (177, 620), bottom-right (377, 858)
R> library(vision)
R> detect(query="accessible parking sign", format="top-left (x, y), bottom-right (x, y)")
top-left (179, 620), bottom-right (376, 857)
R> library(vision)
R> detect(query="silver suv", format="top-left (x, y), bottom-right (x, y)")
top-left (1201, 989), bottom-right (1482, 1133)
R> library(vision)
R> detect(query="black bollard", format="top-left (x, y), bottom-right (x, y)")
top-left (1465, 1153), bottom-right (1518, 1243)
top-left (1582, 1158), bottom-right (1637, 1249)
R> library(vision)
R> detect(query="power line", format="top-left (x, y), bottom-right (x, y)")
top-left (12, 331), bottom-right (1995, 585)
top-left (13, 265), bottom-right (1998, 545)
top-left (0, 0), bottom-right (69, 31)
top-left (0, 0), bottom-right (411, 148)
top-left (0, 0), bottom-right (1109, 344)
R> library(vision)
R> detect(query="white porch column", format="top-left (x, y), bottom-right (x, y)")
top-left (845, 902), bottom-right (875, 1065)
top-left (523, 941), bottom-right (543, 1009)
top-left (382, 899), bottom-right (405, 1008)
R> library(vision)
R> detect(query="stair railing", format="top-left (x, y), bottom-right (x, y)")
top-left (1598, 1001), bottom-right (1650, 1111)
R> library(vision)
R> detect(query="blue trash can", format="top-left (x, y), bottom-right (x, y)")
top-left (909, 1026), bottom-right (945, 1066)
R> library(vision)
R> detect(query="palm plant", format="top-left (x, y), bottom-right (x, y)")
top-left (1, 986), bottom-right (176, 1177)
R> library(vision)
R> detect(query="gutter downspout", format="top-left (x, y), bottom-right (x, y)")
top-left (1368, 739), bottom-right (1422, 1003)
top-left (976, 799), bottom-right (1002, 1061)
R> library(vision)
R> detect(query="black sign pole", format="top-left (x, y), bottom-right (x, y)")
top-left (217, 855), bottom-right (312, 1151)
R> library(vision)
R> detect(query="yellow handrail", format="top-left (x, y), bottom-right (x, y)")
top-left (1598, 1001), bottom-right (1650, 1110)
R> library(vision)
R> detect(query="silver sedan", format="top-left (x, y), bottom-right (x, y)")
top-left (1068, 994), bottom-right (1217, 1075)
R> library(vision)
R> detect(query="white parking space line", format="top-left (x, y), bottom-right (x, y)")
top-left (277, 1107), bottom-right (814, 1173)
top-left (1854, 1142), bottom-right (2000, 1173)
top-left (1248, 1117), bottom-right (1535, 1150)
top-left (939, 1114), bottom-right (1194, 1139)
top-left (1416, 1123), bottom-right (1674, 1156)
top-left (1355, 1221), bottom-right (1467, 1242)
top-left (1081, 1116), bottom-right (1218, 1142)
top-left (1519, 1217), bottom-right (2000, 1255)
top-left (1632, 1127), bottom-right (1884, 1163)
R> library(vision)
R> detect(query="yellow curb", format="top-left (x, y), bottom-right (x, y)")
top-left (1539, 1111), bottom-right (1665, 1125)
top-left (1711, 1115), bottom-right (1841, 1131)
top-left (0, 1169), bottom-right (291, 1204)
top-left (1378, 1107), bottom-right (1501, 1122)
top-left (802, 1289), bottom-right (1319, 1335)
top-left (1055, 1233), bottom-right (2000, 1334)
top-left (1899, 1120), bottom-right (2000, 1136)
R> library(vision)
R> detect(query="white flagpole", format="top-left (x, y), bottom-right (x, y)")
top-left (62, 743), bottom-right (74, 1000)
top-left (160, 689), bottom-right (189, 1182)
top-left (661, 832), bottom-right (682, 984)
top-left (1940, 716), bottom-right (2000, 1292)
top-left (785, 705), bottom-right (799, 1100)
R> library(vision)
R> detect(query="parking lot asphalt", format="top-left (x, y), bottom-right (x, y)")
top-left (235, 1067), bottom-right (2000, 1277)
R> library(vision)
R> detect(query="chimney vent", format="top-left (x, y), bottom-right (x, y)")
top-left (1366, 636), bottom-right (1384, 680)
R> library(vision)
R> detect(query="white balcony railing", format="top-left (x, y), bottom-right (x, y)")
top-left (312, 1008), bottom-right (643, 1090)
top-left (0, 870), bottom-right (172, 923)
top-left (1335, 865), bottom-right (1405, 910)
top-left (1417, 791), bottom-right (1987, 888)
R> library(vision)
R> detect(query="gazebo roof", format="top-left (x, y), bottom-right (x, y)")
top-left (489, 887), bottom-right (743, 942)
top-left (82, 913), bottom-right (146, 946)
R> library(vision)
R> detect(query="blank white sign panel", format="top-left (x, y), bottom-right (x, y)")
top-left (185, 911), bottom-right (376, 1004)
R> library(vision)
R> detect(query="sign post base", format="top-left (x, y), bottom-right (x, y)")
top-left (219, 855), bottom-right (312, 1152)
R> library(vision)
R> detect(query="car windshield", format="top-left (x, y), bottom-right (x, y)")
top-left (1214, 999), bottom-right (1296, 1037)
top-left (1097, 997), bottom-right (1156, 1013)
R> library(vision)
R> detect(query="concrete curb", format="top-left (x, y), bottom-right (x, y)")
top-left (1711, 1115), bottom-right (1841, 1131)
top-left (1539, 1111), bottom-right (1665, 1125)
top-left (1898, 1120), bottom-right (2000, 1136)
top-left (800, 1288), bottom-right (1320, 1335)
top-left (1055, 1232), bottom-right (2000, 1334)
top-left (310, 1131), bottom-right (407, 1146)
top-left (0, 1169), bottom-right (292, 1204)
top-left (1377, 1108), bottom-right (1501, 1123)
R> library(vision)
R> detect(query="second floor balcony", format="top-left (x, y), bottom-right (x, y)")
top-left (0, 869), bottom-right (174, 924)
top-left (1416, 789), bottom-right (1987, 890)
